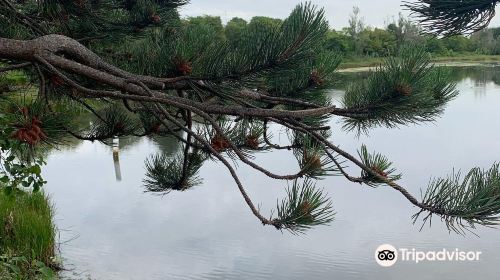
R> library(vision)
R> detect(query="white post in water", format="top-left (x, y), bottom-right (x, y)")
top-left (112, 136), bottom-right (122, 181)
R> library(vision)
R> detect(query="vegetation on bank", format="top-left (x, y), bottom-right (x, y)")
top-left (185, 8), bottom-right (500, 70)
top-left (0, 190), bottom-right (58, 279)
top-left (0, 108), bottom-right (59, 278)
top-left (339, 54), bottom-right (500, 69)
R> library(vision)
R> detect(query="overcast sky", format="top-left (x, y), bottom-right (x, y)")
top-left (179, 0), bottom-right (500, 30)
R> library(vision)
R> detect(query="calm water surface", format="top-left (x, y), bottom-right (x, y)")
top-left (44, 66), bottom-right (500, 280)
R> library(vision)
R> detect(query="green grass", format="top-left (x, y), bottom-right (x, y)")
top-left (0, 190), bottom-right (58, 279)
top-left (339, 57), bottom-right (383, 69)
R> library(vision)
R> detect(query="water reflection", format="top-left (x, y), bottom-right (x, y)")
top-left (112, 137), bottom-right (122, 181)
top-left (445, 65), bottom-right (500, 86)
top-left (336, 64), bottom-right (500, 96)
top-left (43, 66), bottom-right (500, 280)
top-left (151, 132), bottom-right (184, 156)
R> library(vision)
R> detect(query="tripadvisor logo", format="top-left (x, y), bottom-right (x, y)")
top-left (375, 244), bottom-right (398, 267)
top-left (375, 244), bottom-right (482, 267)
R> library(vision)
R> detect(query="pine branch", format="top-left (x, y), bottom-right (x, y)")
top-left (342, 45), bottom-right (458, 133)
top-left (144, 151), bottom-right (205, 194)
top-left (358, 145), bottom-right (402, 187)
top-left (86, 105), bottom-right (141, 142)
top-left (404, 0), bottom-right (500, 36)
top-left (274, 179), bottom-right (335, 234)
top-left (414, 164), bottom-right (500, 234)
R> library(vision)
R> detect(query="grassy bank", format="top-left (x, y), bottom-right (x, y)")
top-left (0, 191), bottom-right (59, 279)
top-left (339, 57), bottom-right (383, 69)
top-left (339, 54), bottom-right (500, 69)
top-left (430, 54), bottom-right (500, 63)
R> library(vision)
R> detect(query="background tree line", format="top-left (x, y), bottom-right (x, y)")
top-left (186, 7), bottom-right (500, 61)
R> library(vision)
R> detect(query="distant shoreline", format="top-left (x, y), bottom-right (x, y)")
top-left (339, 55), bottom-right (500, 72)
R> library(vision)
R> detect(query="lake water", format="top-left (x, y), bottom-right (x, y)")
top-left (44, 66), bottom-right (500, 280)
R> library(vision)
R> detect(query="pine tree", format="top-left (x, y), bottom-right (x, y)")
top-left (1, 0), bottom-right (500, 234)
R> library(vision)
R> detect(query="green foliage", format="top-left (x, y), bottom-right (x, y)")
top-left (323, 30), bottom-right (351, 54)
top-left (199, 118), bottom-right (264, 159)
top-left (233, 4), bottom-right (337, 99)
top-left (266, 50), bottom-right (341, 99)
top-left (274, 179), bottom-right (335, 234)
top-left (87, 105), bottom-right (141, 141)
top-left (0, 153), bottom-right (46, 194)
top-left (296, 150), bottom-right (337, 179)
top-left (470, 27), bottom-right (500, 55)
top-left (0, 191), bottom-right (58, 279)
top-left (111, 2), bottom-right (334, 89)
top-left (144, 151), bottom-right (205, 194)
top-left (359, 28), bottom-right (396, 57)
top-left (415, 164), bottom-right (500, 234)
top-left (292, 136), bottom-right (339, 179)
top-left (342, 46), bottom-right (458, 133)
top-left (424, 37), bottom-right (447, 55)
top-left (225, 17), bottom-right (247, 46)
top-left (0, 107), bottom-right (48, 193)
top-left (189, 2), bottom-right (330, 88)
top-left (358, 145), bottom-right (401, 187)
top-left (16, 0), bottom-right (187, 37)
top-left (250, 16), bottom-right (283, 27)
top-left (320, 10), bottom-right (500, 60)
top-left (1, 97), bottom-right (68, 146)
top-left (185, 15), bottom-right (225, 41)
top-left (0, 255), bottom-right (57, 280)
top-left (404, 0), bottom-right (499, 36)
